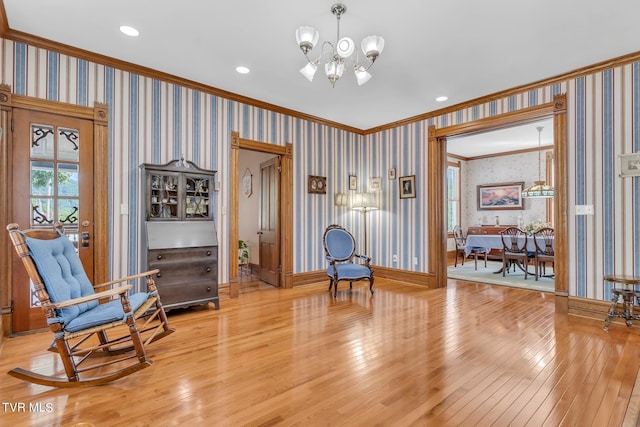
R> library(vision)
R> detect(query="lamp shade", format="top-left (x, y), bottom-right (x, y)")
top-left (521, 181), bottom-right (554, 198)
top-left (296, 26), bottom-right (319, 53)
top-left (325, 61), bottom-right (345, 86)
top-left (352, 192), bottom-right (378, 211)
top-left (522, 126), bottom-right (554, 198)
top-left (300, 62), bottom-right (318, 82)
top-left (355, 67), bottom-right (372, 85)
top-left (361, 35), bottom-right (385, 61)
top-left (335, 193), bottom-right (348, 206)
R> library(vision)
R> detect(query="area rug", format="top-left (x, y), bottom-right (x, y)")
top-left (447, 260), bottom-right (554, 293)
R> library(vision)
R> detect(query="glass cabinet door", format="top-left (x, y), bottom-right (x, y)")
top-left (148, 172), bottom-right (181, 220)
top-left (184, 174), bottom-right (211, 219)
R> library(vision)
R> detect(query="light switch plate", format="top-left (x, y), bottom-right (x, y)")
top-left (575, 204), bottom-right (594, 215)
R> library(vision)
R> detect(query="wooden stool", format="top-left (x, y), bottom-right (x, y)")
top-left (603, 274), bottom-right (640, 330)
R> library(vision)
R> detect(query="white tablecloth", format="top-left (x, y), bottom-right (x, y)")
top-left (465, 234), bottom-right (542, 256)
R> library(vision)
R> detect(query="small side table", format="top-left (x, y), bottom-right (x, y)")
top-left (603, 274), bottom-right (640, 330)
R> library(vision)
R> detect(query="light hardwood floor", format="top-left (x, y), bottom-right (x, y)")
top-left (1, 277), bottom-right (639, 426)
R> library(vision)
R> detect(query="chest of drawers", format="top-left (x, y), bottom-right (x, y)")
top-left (144, 221), bottom-right (219, 310)
top-left (147, 245), bottom-right (218, 309)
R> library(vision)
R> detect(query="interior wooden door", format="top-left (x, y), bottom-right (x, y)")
top-left (11, 109), bottom-right (95, 332)
top-left (258, 157), bottom-right (280, 286)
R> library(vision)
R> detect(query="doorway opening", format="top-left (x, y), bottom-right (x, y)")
top-left (428, 95), bottom-right (569, 312)
top-left (237, 149), bottom-right (279, 293)
top-left (229, 132), bottom-right (293, 298)
top-left (445, 118), bottom-right (555, 292)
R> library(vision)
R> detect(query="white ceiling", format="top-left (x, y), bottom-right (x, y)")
top-left (4, 0), bottom-right (640, 136)
top-left (447, 118), bottom-right (554, 158)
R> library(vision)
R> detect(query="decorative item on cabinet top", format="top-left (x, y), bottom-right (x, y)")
top-left (140, 159), bottom-right (217, 221)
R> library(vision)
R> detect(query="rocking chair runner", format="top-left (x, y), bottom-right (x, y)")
top-left (6, 223), bottom-right (175, 388)
top-left (323, 224), bottom-right (374, 297)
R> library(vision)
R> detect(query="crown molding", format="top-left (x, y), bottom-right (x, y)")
top-left (1, 2), bottom-right (640, 137)
top-left (0, 2), bottom-right (364, 136)
top-left (366, 50), bottom-right (640, 134)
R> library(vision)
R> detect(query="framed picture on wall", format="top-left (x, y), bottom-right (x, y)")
top-left (349, 175), bottom-right (357, 190)
top-left (308, 175), bottom-right (327, 194)
top-left (370, 177), bottom-right (382, 191)
top-left (620, 152), bottom-right (640, 177)
top-left (399, 175), bottom-right (416, 199)
top-left (477, 182), bottom-right (524, 210)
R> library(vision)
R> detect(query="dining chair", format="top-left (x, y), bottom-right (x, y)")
top-left (533, 227), bottom-right (555, 280)
top-left (454, 225), bottom-right (487, 270)
top-left (500, 227), bottom-right (534, 279)
top-left (452, 225), bottom-right (467, 267)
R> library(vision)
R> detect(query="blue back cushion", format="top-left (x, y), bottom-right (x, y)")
top-left (325, 228), bottom-right (355, 260)
top-left (25, 234), bottom-right (97, 324)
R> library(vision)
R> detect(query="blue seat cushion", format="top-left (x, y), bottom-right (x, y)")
top-left (25, 234), bottom-right (98, 325)
top-left (25, 233), bottom-right (150, 333)
top-left (327, 263), bottom-right (372, 280)
top-left (64, 292), bottom-right (149, 333)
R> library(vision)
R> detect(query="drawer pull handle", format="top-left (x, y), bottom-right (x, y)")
top-left (206, 251), bottom-right (211, 256)
top-left (156, 272), bottom-right (162, 278)
top-left (157, 255), bottom-right (163, 260)
top-left (206, 267), bottom-right (211, 272)
top-left (206, 287), bottom-right (211, 292)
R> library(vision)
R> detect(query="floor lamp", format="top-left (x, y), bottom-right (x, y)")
top-left (352, 192), bottom-right (378, 254)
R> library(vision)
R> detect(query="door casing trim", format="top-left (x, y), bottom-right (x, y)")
top-left (230, 131), bottom-right (293, 296)
top-left (0, 85), bottom-right (109, 335)
top-left (428, 95), bottom-right (568, 312)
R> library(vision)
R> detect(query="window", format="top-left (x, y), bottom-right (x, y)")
top-left (447, 161), bottom-right (461, 233)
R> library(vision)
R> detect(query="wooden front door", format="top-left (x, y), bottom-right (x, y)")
top-left (258, 157), bottom-right (280, 286)
top-left (11, 109), bottom-right (95, 332)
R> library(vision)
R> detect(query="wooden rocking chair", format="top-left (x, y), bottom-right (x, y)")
top-left (6, 223), bottom-right (175, 388)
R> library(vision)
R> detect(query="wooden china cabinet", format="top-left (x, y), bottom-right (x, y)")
top-left (140, 159), bottom-right (219, 310)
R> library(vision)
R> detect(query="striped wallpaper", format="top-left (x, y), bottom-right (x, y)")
top-left (1, 37), bottom-right (638, 303)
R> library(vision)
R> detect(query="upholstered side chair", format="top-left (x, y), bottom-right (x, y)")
top-left (322, 224), bottom-right (374, 297)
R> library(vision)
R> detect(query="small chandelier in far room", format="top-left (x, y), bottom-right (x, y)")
top-left (295, 3), bottom-right (385, 87)
top-left (522, 126), bottom-right (555, 198)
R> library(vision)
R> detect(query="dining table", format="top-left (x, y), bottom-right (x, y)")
top-left (465, 234), bottom-right (546, 275)
top-left (464, 234), bottom-right (540, 256)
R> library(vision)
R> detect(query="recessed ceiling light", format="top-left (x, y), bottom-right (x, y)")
top-left (120, 25), bottom-right (139, 37)
top-left (436, 96), bottom-right (448, 102)
top-left (236, 66), bottom-right (250, 74)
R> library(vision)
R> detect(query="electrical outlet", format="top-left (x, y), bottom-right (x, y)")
top-left (392, 254), bottom-right (398, 263)
top-left (413, 257), bottom-right (418, 266)
top-left (120, 204), bottom-right (128, 215)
